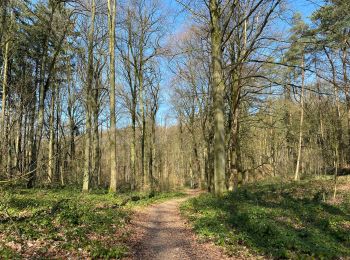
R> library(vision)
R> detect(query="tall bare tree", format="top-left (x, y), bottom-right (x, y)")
top-left (83, 0), bottom-right (96, 192)
top-left (108, 0), bottom-right (118, 192)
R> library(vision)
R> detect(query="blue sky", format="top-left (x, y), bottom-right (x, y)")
top-left (157, 0), bottom-right (323, 124)
top-left (28, 0), bottom-right (324, 126)
top-left (291, 0), bottom-right (323, 18)
top-left (163, 0), bottom-right (321, 28)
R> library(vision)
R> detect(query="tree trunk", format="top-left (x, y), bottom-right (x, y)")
top-left (108, 0), bottom-right (118, 192)
top-left (27, 61), bottom-right (39, 188)
top-left (1, 34), bottom-right (9, 137)
top-left (92, 72), bottom-right (100, 188)
top-left (56, 88), bottom-right (63, 186)
top-left (0, 0), bottom-right (8, 44)
top-left (48, 90), bottom-right (55, 184)
top-left (341, 48), bottom-right (350, 164)
top-left (294, 56), bottom-right (305, 181)
top-left (210, 0), bottom-right (226, 195)
top-left (83, 0), bottom-right (96, 192)
top-left (130, 109), bottom-right (136, 190)
top-left (1, 32), bottom-right (9, 177)
top-left (126, 13), bottom-right (136, 190)
top-left (67, 64), bottom-right (76, 183)
top-left (149, 114), bottom-right (156, 192)
top-left (15, 106), bottom-right (23, 171)
top-left (139, 73), bottom-right (146, 190)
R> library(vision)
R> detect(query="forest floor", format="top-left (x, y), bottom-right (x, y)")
top-left (0, 188), bottom-right (185, 259)
top-left (181, 177), bottom-right (350, 259)
top-left (1, 178), bottom-right (349, 259)
top-left (125, 189), bottom-right (230, 260)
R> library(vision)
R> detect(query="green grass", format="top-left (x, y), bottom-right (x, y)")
top-left (181, 178), bottom-right (350, 259)
top-left (0, 188), bottom-right (185, 259)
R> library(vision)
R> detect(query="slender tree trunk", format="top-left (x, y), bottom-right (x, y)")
top-left (1, 35), bottom-right (9, 137)
top-left (0, 0), bottom-right (8, 44)
top-left (333, 147), bottom-right (339, 199)
top-left (231, 105), bottom-right (241, 190)
top-left (139, 73), bottom-right (146, 190)
top-left (27, 61), bottom-right (39, 188)
top-left (341, 48), bottom-right (350, 164)
top-left (294, 56), bottom-right (305, 181)
top-left (83, 0), bottom-right (96, 192)
top-left (0, 0), bottom-right (9, 175)
top-left (131, 109), bottom-right (136, 190)
top-left (92, 74), bottom-right (100, 188)
top-left (284, 74), bottom-right (294, 168)
top-left (28, 112), bottom-right (36, 187)
top-left (83, 77), bottom-right (92, 191)
top-left (21, 110), bottom-right (27, 173)
top-left (15, 106), bottom-right (23, 171)
top-left (126, 11), bottom-right (136, 190)
top-left (67, 65), bottom-right (76, 183)
top-left (179, 119), bottom-right (186, 187)
top-left (1, 32), bottom-right (9, 176)
top-left (6, 120), bottom-right (12, 178)
top-left (48, 90), bottom-right (55, 184)
top-left (56, 88), bottom-right (63, 186)
top-left (149, 114), bottom-right (156, 192)
top-left (210, 0), bottom-right (226, 195)
top-left (108, 0), bottom-right (118, 192)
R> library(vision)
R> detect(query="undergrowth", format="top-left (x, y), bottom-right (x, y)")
top-left (0, 188), bottom-right (184, 258)
top-left (181, 178), bottom-right (350, 259)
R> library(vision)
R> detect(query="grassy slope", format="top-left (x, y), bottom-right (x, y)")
top-left (181, 178), bottom-right (350, 259)
top-left (0, 188), bottom-right (185, 259)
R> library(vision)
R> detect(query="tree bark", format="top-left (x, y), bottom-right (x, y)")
top-left (209, 0), bottom-right (226, 195)
top-left (341, 47), bottom-right (350, 164)
top-left (1, 30), bottom-right (9, 177)
top-left (48, 89), bottom-right (55, 184)
top-left (138, 65), bottom-right (146, 190)
top-left (0, 0), bottom-right (8, 44)
top-left (92, 64), bottom-right (101, 188)
top-left (1, 33), bottom-right (9, 137)
top-left (67, 63), bottom-right (76, 183)
top-left (294, 55), bottom-right (305, 181)
top-left (108, 0), bottom-right (118, 192)
top-left (83, 0), bottom-right (96, 192)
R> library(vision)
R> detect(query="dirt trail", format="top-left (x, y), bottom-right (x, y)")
top-left (126, 190), bottom-right (230, 260)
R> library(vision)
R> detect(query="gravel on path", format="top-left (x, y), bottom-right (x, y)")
top-left (126, 190), bottom-right (232, 260)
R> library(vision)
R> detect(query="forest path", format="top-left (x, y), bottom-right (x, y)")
top-left (125, 189), bottom-right (230, 260)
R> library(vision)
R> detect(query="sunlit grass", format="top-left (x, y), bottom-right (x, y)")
top-left (181, 178), bottom-right (350, 259)
top-left (0, 188), bottom-right (185, 258)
